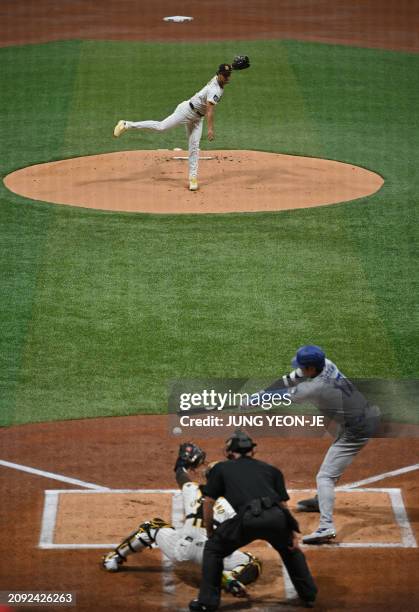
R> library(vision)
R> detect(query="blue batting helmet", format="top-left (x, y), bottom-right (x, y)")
top-left (291, 345), bottom-right (326, 370)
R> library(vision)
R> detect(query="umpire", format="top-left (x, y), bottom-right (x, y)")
top-left (189, 430), bottom-right (317, 611)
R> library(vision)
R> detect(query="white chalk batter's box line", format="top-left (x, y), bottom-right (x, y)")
top-left (38, 487), bottom-right (417, 550)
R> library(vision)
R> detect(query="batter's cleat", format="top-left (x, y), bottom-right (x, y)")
top-left (113, 120), bottom-right (128, 137)
top-left (189, 600), bottom-right (218, 612)
top-left (302, 527), bottom-right (336, 545)
top-left (224, 578), bottom-right (248, 598)
top-left (189, 177), bottom-right (198, 191)
top-left (296, 496), bottom-right (320, 513)
top-left (102, 551), bottom-right (126, 572)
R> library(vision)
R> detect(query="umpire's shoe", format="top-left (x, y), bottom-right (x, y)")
top-left (302, 527), bottom-right (336, 545)
top-left (189, 600), bottom-right (218, 612)
top-left (296, 495), bottom-right (320, 513)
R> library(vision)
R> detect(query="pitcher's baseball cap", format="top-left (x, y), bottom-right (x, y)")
top-left (291, 345), bottom-right (326, 370)
top-left (217, 63), bottom-right (232, 76)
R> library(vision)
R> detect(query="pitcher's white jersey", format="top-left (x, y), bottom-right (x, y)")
top-left (189, 76), bottom-right (225, 115)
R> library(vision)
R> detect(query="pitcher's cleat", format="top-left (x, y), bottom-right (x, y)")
top-left (114, 120), bottom-right (128, 137)
top-left (302, 527), bottom-right (336, 545)
top-left (189, 177), bottom-right (198, 191)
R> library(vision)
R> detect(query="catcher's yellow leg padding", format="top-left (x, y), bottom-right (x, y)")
top-left (115, 517), bottom-right (173, 558)
top-left (222, 552), bottom-right (262, 587)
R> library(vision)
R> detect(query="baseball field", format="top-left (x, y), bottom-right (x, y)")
top-left (0, 1), bottom-right (418, 610)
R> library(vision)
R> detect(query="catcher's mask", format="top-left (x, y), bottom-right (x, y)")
top-left (180, 442), bottom-right (207, 469)
top-left (225, 429), bottom-right (256, 458)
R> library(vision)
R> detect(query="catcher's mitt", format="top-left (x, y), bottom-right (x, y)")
top-left (232, 55), bottom-right (250, 70)
top-left (174, 442), bottom-right (206, 472)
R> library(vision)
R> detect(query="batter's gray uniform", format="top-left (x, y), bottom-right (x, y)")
top-left (284, 358), bottom-right (380, 532)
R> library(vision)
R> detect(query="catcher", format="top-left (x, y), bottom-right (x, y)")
top-left (102, 442), bottom-right (261, 598)
top-left (113, 55), bottom-right (250, 191)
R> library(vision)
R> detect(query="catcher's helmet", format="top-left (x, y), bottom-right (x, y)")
top-left (291, 345), bottom-right (325, 371)
top-left (225, 429), bottom-right (256, 456)
top-left (175, 442), bottom-right (206, 471)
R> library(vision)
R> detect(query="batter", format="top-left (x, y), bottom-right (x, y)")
top-left (249, 345), bottom-right (380, 544)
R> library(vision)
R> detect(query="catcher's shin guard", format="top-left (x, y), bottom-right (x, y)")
top-left (104, 518), bottom-right (173, 569)
top-left (221, 553), bottom-right (262, 596)
top-left (231, 552), bottom-right (262, 585)
top-left (223, 577), bottom-right (248, 598)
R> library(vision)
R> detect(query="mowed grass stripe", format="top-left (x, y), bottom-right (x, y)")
top-left (0, 41), bottom-right (82, 425)
top-left (0, 40), bottom-right (415, 424)
top-left (5, 213), bottom-right (397, 424)
top-left (282, 39), bottom-right (419, 376)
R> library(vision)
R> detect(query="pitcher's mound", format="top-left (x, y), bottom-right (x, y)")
top-left (4, 150), bottom-right (383, 214)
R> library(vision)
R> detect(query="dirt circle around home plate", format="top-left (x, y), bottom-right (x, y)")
top-left (1, 416), bottom-right (419, 612)
top-left (3, 150), bottom-right (384, 214)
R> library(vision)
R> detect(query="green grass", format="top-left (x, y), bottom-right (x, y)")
top-left (0, 39), bottom-right (418, 425)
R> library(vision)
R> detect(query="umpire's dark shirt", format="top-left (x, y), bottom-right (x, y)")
top-left (203, 456), bottom-right (289, 512)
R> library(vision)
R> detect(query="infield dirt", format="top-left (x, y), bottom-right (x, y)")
top-left (4, 150), bottom-right (384, 214)
top-left (0, 415), bottom-right (418, 611)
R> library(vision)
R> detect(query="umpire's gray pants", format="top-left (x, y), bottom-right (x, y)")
top-left (317, 433), bottom-right (369, 529)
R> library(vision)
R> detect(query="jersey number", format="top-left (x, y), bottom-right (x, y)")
top-left (333, 373), bottom-right (354, 398)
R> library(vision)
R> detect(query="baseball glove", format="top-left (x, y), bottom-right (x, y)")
top-left (174, 442), bottom-right (206, 472)
top-left (232, 55), bottom-right (250, 70)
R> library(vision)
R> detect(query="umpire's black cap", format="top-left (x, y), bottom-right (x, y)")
top-left (226, 429), bottom-right (256, 455)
